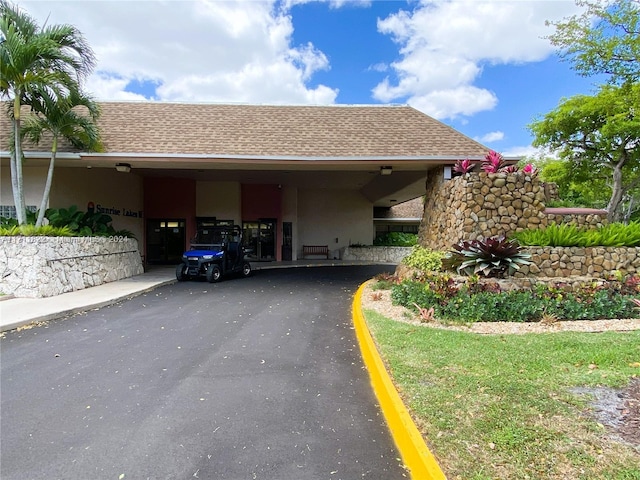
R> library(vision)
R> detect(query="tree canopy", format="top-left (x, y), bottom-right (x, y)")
top-left (547, 0), bottom-right (640, 84)
top-left (0, 0), bottom-right (96, 224)
top-left (21, 88), bottom-right (102, 226)
top-left (529, 82), bottom-right (640, 222)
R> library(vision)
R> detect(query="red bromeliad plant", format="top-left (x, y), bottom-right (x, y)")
top-left (522, 163), bottom-right (538, 176)
top-left (501, 165), bottom-right (519, 173)
top-left (453, 158), bottom-right (476, 174)
top-left (482, 150), bottom-right (505, 173)
top-left (456, 151), bottom-right (539, 178)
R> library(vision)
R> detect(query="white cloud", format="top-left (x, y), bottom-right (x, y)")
top-left (477, 131), bottom-right (505, 143)
top-left (408, 86), bottom-right (498, 119)
top-left (374, 0), bottom-right (582, 119)
top-left (502, 145), bottom-right (553, 160)
top-left (283, 0), bottom-right (371, 9)
top-left (15, 0), bottom-right (337, 104)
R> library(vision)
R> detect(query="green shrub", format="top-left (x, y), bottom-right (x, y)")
top-left (391, 278), bottom-right (637, 322)
top-left (45, 206), bottom-right (135, 238)
top-left (0, 225), bottom-right (74, 236)
top-left (443, 236), bottom-right (531, 277)
top-left (373, 232), bottom-right (417, 246)
top-left (513, 222), bottom-right (640, 247)
top-left (401, 245), bottom-right (445, 271)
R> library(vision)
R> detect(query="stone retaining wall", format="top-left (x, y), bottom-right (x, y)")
top-left (516, 247), bottom-right (640, 278)
top-left (342, 246), bottom-right (412, 264)
top-left (419, 171), bottom-right (608, 251)
top-left (0, 237), bottom-right (144, 298)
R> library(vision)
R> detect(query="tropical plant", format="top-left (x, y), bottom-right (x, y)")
top-left (500, 165), bottom-right (519, 174)
top-left (512, 222), bottom-right (640, 247)
top-left (453, 158), bottom-right (476, 174)
top-left (0, 208), bottom-right (35, 227)
top-left (401, 245), bottom-right (445, 271)
top-left (0, 224), bottom-right (73, 236)
top-left (373, 232), bottom-right (417, 246)
top-left (0, 0), bottom-right (95, 224)
top-left (44, 205), bottom-right (84, 230)
top-left (481, 150), bottom-right (505, 173)
top-left (521, 163), bottom-right (538, 176)
top-left (391, 278), bottom-right (637, 322)
top-left (43, 205), bottom-right (134, 237)
top-left (512, 223), bottom-right (583, 247)
top-left (21, 88), bottom-right (102, 226)
top-left (443, 236), bottom-right (531, 277)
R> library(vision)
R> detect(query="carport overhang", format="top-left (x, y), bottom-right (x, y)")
top-left (1, 151), bottom-right (516, 206)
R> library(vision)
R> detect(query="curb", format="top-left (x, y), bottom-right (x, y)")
top-left (352, 282), bottom-right (447, 480)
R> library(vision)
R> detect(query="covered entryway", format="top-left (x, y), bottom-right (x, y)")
top-left (145, 219), bottom-right (186, 264)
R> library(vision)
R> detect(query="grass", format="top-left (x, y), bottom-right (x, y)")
top-left (364, 310), bottom-right (640, 480)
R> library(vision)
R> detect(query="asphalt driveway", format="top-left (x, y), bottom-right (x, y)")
top-left (1, 265), bottom-right (406, 480)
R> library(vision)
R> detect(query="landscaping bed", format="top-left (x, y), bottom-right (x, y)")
top-left (361, 283), bottom-right (640, 479)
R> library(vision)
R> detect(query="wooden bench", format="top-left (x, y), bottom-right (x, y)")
top-left (302, 245), bottom-right (330, 259)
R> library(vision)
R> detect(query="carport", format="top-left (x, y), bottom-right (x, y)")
top-left (1, 103), bottom-right (494, 263)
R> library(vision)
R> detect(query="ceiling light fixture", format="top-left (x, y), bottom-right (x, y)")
top-left (115, 163), bottom-right (131, 173)
top-left (380, 166), bottom-right (392, 176)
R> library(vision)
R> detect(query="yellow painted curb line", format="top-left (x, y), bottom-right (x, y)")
top-left (352, 282), bottom-right (447, 480)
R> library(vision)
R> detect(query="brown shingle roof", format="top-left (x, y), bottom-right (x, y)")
top-left (1, 102), bottom-right (489, 158)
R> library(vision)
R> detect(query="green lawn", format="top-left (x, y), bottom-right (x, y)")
top-left (364, 310), bottom-right (640, 480)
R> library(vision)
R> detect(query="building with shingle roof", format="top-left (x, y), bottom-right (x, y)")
top-left (1, 102), bottom-right (498, 263)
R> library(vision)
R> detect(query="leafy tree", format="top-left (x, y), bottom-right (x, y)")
top-left (0, 0), bottom-right (95, 224)
top-left (21, 88), bottom-right (102, 226)
top-left (529, 82), bottom-right (640, 222)
top-left (547, 0), bottom-right (640, 84)
top-left (538, 158), bottom-right (609, 209)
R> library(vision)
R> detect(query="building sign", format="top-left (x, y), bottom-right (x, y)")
top-left (88, 201), bottom-right (143, 218)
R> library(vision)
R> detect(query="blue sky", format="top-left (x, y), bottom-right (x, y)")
top-left (16, 0), bottom-right (604, 158)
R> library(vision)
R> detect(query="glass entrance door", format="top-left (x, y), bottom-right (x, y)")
top-left (146, 219), bottom-right (186, 264)
top-left (242, 219), bottom-right (276, 261)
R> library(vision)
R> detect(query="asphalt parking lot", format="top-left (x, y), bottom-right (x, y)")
top-left (1, 265), bottom-right (407, 480)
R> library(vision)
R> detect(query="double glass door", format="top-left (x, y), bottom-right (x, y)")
top-left (146, 219), bottom-right (186, 264)
top-left (242, 219), bottom-right (276, 261)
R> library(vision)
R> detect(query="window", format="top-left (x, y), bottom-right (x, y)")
top-left (0, 205), bottom-right (37, 219)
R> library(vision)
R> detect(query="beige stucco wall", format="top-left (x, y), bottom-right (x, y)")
top-left (298, 189), bottom-right (372, 259)
top-left (1, 165), bottom-right (48, 210)
top-left (196, 181), bottom-right (241, 223)
top-left (50, 167), bottom-right (144, 241)
top-left (2, 166), bottom-right (144, 241)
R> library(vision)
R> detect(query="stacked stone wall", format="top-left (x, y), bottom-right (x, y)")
top-left (517, 247), bottom-right (640, 278)
top-left (0, 237), bottom-right (144, 298)
top-left (420, 171), bottom-right (608, 251)
top-left (342, 246), bottom-right (412, 264)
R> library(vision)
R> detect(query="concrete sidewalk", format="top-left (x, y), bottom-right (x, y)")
top-left (0, 267), bottom-right (176, 332)
top-left (0, 260), bottom-right (383, 332)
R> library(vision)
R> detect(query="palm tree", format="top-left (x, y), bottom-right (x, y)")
top-left (21, 88), bottom-right (102, 226)
top-left (0, 0), bottom-right (95, 224)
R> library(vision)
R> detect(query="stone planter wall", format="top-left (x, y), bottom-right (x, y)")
top-left (419, 171), bottom-right (608, 251)
top-left (516, 247), bottom-right (640, 278)
top-left (0, 237), bottom-right (144, 298)
top-left (342, 246), bottom-right (412, 264)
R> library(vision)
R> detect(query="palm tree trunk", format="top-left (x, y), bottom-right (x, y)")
top-left (12, 96), bottom-right (27, 225)
top-left (35, 137), bottom-right (57, 227)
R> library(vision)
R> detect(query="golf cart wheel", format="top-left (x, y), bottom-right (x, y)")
top-left (206, 264), bottom-right (222, 283)
top-left (241, 262), bottom-right (252, 277)
top-left (176, 264), bottom-right (189, 281)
